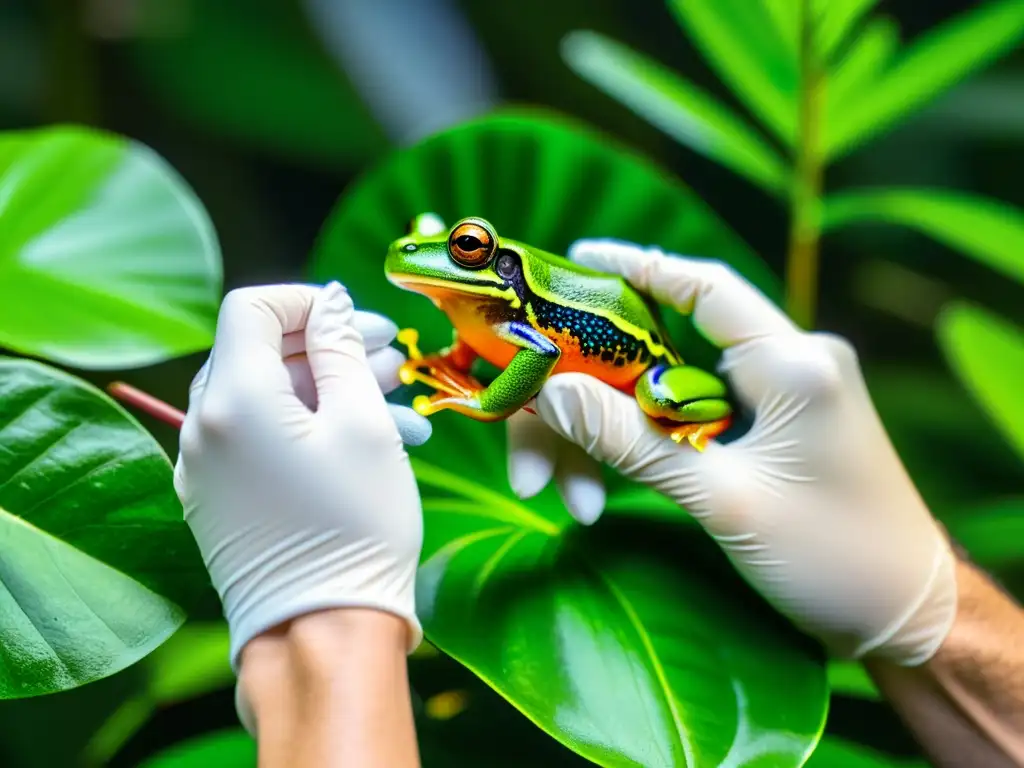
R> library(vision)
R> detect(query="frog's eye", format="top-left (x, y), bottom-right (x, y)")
top-left (448, 221), bottom-right (496, 268)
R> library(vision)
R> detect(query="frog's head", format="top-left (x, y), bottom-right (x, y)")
top-left (385, 213), bottom-right (517, 302)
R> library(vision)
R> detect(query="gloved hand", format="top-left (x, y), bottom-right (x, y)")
top-left (523, 240), bottom-right (958, 666)
top-left (174, 282), bottom-right (428, 679)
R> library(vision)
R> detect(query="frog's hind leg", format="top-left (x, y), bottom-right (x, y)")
top-left (636, 363), bottom-right (733, 452)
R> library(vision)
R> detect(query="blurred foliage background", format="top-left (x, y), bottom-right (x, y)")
top-left (2, 0), bottom-right (1024, 765)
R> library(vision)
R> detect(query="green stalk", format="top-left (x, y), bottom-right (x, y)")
top-left (785, 0), bottom-right (825, 329)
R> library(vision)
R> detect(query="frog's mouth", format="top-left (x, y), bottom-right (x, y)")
top-left (387, 271), bottom-right (506, 297)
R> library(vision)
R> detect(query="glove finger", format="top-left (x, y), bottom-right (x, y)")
top-left (388, 404), bottom-right (433, 447)
top-left (506, 410), bottom-right (558, 500)
top-left (535, 373), bottom-right (710, 509)
top-left (567, 239), bottom-right (799, 350)
top-left (305, 282), bottom-right (392, 422)
top-left (367, 346), bottom-right (404, 395)
top-left (553, 440), bottom-right (607, 526)
top-left (351, 310), bottom-right (399, 352)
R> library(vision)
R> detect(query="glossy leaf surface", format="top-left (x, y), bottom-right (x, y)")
top-left (561, 31), bottom-right (789, 194)
top-left (936, 303), bottom-right (1024, 463)
top-left (823, 189), bottom-right (1024, 286)
top-left (0, 359), bottom-right (214, 697)
top-left (668, 0), bottom-right (797, 146)
top-left (412, 453), bottom-right (828, 767)
top-left (128, 0), bottom-right (386, 168)
top-left (0, 126), bottom-right (222, 369)
top-left (825, 0), bottom-right (1024, 158)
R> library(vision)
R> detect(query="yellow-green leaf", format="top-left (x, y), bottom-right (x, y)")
top-left (825, 0), bottom-right (1024, 158)
top-left (561, 31), bottom-right (789, 194)
top-left (822, 188), bottom-right (1024, 285)
top-left (668, 0), bottom-right (798, 146)
top-left (936, 303), bottom-right (1024, 463)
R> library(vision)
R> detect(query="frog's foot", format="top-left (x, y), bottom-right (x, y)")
top-left (667, 416), bottom-right (733, 453)
top-left (396, 328), bottom-right (481, 399)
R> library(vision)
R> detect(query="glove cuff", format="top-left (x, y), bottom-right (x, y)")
top-left (855, 538), bottom-right (959, 666)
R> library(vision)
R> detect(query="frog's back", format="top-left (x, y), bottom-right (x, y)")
top-left (507, 239), bottom-right (679, 389)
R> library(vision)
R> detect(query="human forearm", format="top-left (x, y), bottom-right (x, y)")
top-left (866, 557), bottom-right (1024, 767)
top-left (239, 608), bottom-right (421, 768)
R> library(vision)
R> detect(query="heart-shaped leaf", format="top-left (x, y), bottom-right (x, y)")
top-left (0, 125), bottom-right (222, 369)
top-left (413, 462), bottom-right (828, 767)
top-left (0, 357), bottom-right (216, 698)
top-left (309, 107), bottom-right (780, 372)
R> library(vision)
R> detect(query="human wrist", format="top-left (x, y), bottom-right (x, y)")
top-left (237, 608), bottom-right (411, 737)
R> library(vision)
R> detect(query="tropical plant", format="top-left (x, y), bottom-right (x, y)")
top-left (0, 124), bottom-right (223, 706)
top-left (3, 1), bottom-right (1024, 766)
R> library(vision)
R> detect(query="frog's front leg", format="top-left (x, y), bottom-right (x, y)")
top-left (636, 363), bottom-right (733, 452)
top-left (396, 328), bottom-right (481, 398)
top-left (411, 322), bottom-right (560, 421)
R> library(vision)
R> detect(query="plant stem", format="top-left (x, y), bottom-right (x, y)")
top-left (785, 0), bottom-right (825, 329)
top-left (108, 382), bottom-right (185, 428)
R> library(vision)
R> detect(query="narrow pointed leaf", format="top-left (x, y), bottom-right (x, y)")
top-left (936, 303), bottom-right (1024, 464)
top-left (816, 0), bottom-right (882, 59)
top-left (0, 126), bottom-right (222, 369)
top-left (825, 0), bottom-right (1024, 159)
top-left (822, 189), bottom-right (1024, 285)
top-left (668, 0), bottom-right (798, 146)
top-left (561, 31), bottom-right (789, 194)
top-left (0, 359), bottom-right (214, 698)
top-left (825, 18), bottom-right (899, 118)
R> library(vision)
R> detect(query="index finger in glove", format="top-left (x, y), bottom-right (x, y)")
top-left (567, 239), bottom-right (799, 349)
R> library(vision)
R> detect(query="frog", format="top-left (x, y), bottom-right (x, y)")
top-left (383, 213), bottom-right (733, 451)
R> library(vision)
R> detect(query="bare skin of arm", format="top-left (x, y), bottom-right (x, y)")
top-left (238, 608), bottom-right (421, 768)
top-left (867, 556), bottom-right (1024, 767)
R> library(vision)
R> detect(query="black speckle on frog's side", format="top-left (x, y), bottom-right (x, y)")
top-left (529, 294), bottom-right (653, 367)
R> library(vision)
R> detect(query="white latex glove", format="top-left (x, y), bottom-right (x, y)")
top-left (529, 240), bottom-right (958, 666)
top-left (174, 282), bottom-right (427, 677)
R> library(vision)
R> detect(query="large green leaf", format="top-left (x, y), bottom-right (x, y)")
top-left (0, 358), bottom-right (216, 700)
top-left (0, 125), bottom-right (222, 369)
top-left (560, 31), bottom-right (789, 195)
top-left (936, 303), bottom-right (1024, 463)
top-left (668, 0), bottom-right (798, 146)
top-left (823, 189), bottom-right (1024, 285)
top-left (413, 459), bottom-right (828, 767)
top-left (128, 0), bottom-right (386, 168)
top-left (309, 107), bottom-right (780, 360)
top-left (0, 359), bottom-right (215, 698)
top-left (825, 0), bottom-right (1024, 159)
